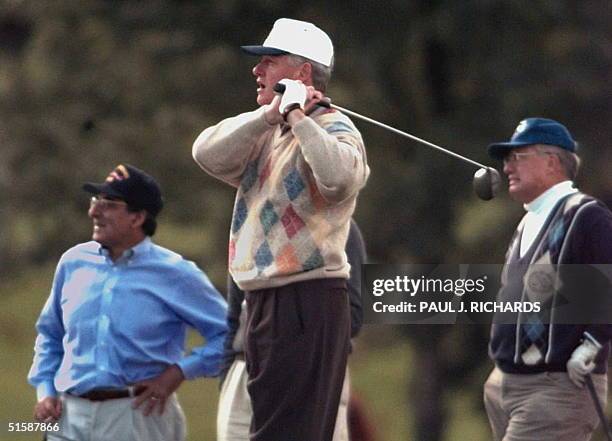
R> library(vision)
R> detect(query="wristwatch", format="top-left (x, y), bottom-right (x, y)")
top-left (282, 103), bottom-right (302, 122)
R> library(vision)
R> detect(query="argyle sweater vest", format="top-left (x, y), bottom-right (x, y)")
top-left (491, 192), bottom-right (609, 373)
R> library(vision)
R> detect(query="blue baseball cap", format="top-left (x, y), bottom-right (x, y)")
top-left (488, 118), bottom-right (577, 160)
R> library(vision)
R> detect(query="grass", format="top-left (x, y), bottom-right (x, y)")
top-left (1, 265), bottom-right (610, 441)
top-left (349, 332), bottom-right (413, 440)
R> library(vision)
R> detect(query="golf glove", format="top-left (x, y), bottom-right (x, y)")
top-left (567, 336), bottom-right (601, 387)
top-left (277, 79), bottom-right (307, 116)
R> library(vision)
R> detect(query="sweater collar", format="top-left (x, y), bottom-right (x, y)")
top-left (524, 180), bottom-right (577, 214)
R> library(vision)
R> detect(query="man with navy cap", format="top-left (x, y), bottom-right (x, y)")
top-left (483, 118), bottom-right (612, 440)
top-left (193, 18), bottom-right (369, 441)
top-left (28, 164), bottom-right (228, 441)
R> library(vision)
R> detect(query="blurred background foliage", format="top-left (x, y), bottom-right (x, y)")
top-left (1, 1), bottom-right (611, 440)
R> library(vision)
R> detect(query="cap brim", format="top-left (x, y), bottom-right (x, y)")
top-left (240, 45), bottom-right (289, 56)
top-left (487, 142), bottom-right (533, 160)
top-left (82, 182), bottom-right (125, 200)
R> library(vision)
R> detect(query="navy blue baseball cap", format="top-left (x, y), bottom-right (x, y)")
top-left (488, 118), bottom-right (578, 160)
top-left (83, 164), bottom-right (163, 216)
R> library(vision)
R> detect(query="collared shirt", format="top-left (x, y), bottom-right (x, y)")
top-left (519, 181), bottom-right (578, 257)
top-left (28, 238), bottom-right (228, 400)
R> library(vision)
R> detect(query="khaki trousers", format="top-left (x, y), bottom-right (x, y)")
top-left (47, 393), bottom-right (186, 441)
top-left (217, 359), bottom-right (351, 441)
top-left (484, 366), bottom-right (607, 441)
top-left (217, 360), bottom-right (252, 441)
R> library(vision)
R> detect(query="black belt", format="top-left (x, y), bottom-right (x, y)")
top-left (75, 385), bottom-right (145, 401)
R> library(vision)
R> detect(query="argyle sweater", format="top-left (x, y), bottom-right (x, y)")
top-left (218, 219), bottom-right (368, 385)
top-left (490, 192), bottom-right (612, 374)
top-left (193, 106), bottom-right (369, 291)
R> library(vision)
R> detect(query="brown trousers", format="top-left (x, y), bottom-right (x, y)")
top-left (484, 366), bottom-right (608, 441)
top-left (245, 278), bottom-right (350, 441)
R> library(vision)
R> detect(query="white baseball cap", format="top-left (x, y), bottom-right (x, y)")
top-left (241, 18), bottom-right (334, 67)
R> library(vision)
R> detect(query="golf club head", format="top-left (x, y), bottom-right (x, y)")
top-left (473, 167), bottom-right (501, 201)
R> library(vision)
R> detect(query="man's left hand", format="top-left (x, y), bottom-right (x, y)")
top-left (285, 84), bottom-right (326, 126)
top-left (277, 79), bottom-right (307, 116)
top-left (132, 364), bottom-right (185, 416)
top-left (566, 338), bottom-right (600, 388)
top-left (266, 79), bottom-right (326, 126)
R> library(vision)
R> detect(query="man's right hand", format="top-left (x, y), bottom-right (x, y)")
top-left (34, 396), bottom-right (62, 422)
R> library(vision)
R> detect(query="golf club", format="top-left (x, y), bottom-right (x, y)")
top-left (274, 83), bottom-right (501, 200)
top-left (585, 374), bottom-right (612, 441)
top-left (580, 332), bottom-right (612, 441)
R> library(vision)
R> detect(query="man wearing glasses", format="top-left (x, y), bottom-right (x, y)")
top-left (483, 118), bottom-right (612, 440)
top-left (28, 164), bottom-right (228, 441)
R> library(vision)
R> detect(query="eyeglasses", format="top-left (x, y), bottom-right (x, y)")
top-left (503, 151), bottom-right (556, 165)
top-left (89, 196), bottom-right (128, 210)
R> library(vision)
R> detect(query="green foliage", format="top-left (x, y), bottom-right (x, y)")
top-left (2, 1), bottom-right (611, 268)
top-left (2, 2), bottom-right (612, 439)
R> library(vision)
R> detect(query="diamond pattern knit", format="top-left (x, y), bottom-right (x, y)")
top-left (217, 108), bottom-right (368, 290)
top-left (516, 193), bottom-right (595, 364)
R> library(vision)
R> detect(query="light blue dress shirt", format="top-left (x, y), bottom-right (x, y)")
top-left (28, 237), bottom-right (228, 400)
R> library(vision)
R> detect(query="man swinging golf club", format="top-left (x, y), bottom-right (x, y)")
top-left (192, 18), bottom-right (369, 441)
